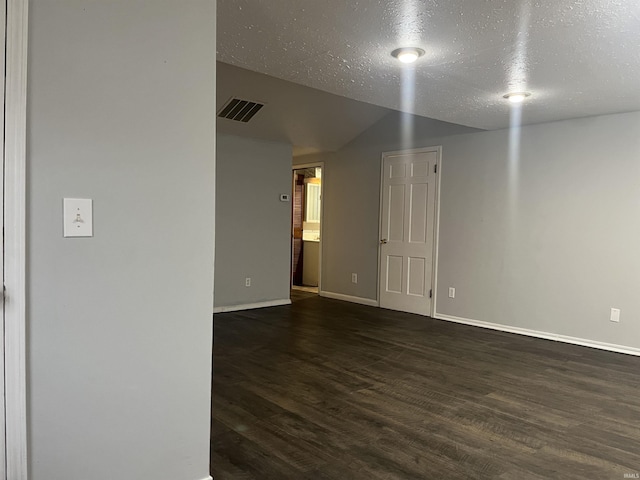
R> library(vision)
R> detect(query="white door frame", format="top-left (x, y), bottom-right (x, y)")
top-left (377, 147), bottom-right (442, 317)
top-left (291, 162), bottom-right (324, 293)
top-left (4, 0), bottom-right (29, 478)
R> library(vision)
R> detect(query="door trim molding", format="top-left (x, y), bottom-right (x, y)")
top-left (4, 0), bottom-right (29, 478)
top-left (431, 146), bottom-right (443, 318)
top-left (377, 147), bottom-right (442, 317)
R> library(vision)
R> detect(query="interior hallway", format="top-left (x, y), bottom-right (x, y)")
top-left (211, 295), bottom-right (640, 479)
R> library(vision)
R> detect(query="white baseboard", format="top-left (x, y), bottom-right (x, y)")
top-left (319, 291), bottom-right (379, 307)
top-left (197, 476), bottom-right (213, 480)
top-left (213, 299), bottom-right (291, 314)
top-left (434, 312), bottom-right (640, 357)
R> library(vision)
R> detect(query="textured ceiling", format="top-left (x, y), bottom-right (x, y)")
top-left (217, 0), bottom-right (640, 130)
top-left (217, 62), bottom-right (392, 153)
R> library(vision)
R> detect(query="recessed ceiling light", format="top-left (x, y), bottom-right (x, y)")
top-left (503, 92), bottom-right (531, 104)
top-left (391, 47), bottom-right (425, 64)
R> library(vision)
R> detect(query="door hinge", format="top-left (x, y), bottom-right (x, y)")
top-left (434, 164), bottom-right (437, 174)
top-left (429, 289), bottom-right (433, 299)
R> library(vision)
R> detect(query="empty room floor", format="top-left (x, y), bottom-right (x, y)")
top-left (211, 295), bottom-right (640, 479)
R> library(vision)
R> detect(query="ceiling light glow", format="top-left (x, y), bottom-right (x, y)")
top-left (398, 51), bottom-right (419, 63)
top-left (391, 47), bottom-right (425, 64)
top-left (504, 92), bottom-right (531, 104)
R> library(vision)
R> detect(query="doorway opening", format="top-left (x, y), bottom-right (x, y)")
top-left (291, 164), bottom-right (323, 296)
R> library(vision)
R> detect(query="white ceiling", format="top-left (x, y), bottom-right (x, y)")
top-left (217, 0), bottom-right (640, 130)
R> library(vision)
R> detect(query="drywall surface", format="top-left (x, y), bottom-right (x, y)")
top-left (218, 0), bottom-right (640, 130)
top-left (217, 61), bottom-right (391, 152)
top-left (215, 134), bottom-right (292, 308)
top-left (27, 1), bottom-right (216, 480)
top-left (311, 109), bottom-right (640, 349)
top-left (299, 112), bottom-right (478, 299)
top-left (436, 111), bottom-right (640, 348)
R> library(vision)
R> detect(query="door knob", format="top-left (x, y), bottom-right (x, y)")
top-left (380, 238), bottom-right (388, 244)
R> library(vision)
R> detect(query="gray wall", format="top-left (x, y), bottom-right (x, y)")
top-left (295, 112), bottom-right (479, 299)
top-left (300, 110), bottom-right (640, 350)
top-left (436, 111), bottom-right (640, 348)
top-left (215, 133), bottom-right (292, 308)
top-left (217, 62), bottom-right (391, 152)
top-left (28, 1), bottom-right (216, 479)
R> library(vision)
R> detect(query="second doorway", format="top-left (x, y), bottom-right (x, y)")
top-left (291, 164), bottom-right (323, 294)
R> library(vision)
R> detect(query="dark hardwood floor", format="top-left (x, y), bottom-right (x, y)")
top-left (211, 294), bottom-right (640, 479)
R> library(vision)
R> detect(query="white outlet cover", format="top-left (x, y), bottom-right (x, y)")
top-left (610, 308), bottom-right (621, 323)
top-left (63, 198), bottom-right (93, 237)
top-left (448, 287), bottom-right (456, 298)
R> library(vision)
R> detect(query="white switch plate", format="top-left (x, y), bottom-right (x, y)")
top-left (610, 308), bottom-right (620, 323)
top-left (351, 273), bottom-right (358, 284)
top-left (245, 277), bottom-right (251, 287)
top-left (63, 198), bottom-right (93, 237)
top-left (449, 287), bottom-right (456, 298)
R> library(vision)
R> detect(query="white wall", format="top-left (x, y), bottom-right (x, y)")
top-left (306, 109), bottom-right (640, 351)
top-left (215, 133), bottom-right (292, 309)
top-left (27, 1), bottom-right (216, 479)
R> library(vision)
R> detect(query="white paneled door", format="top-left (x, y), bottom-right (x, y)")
top-left (379, 149), bottom-right (439, 316)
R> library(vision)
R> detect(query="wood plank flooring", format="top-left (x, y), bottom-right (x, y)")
top-left (211, 293), bottom-right (640, 479)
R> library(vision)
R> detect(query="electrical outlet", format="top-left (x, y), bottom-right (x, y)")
top-left (245, 277), bottom-right (251, 287)
top-left (351, 273), bottom-right (358, 284)
top-left (448, 287), bottom-right (456, 298)
top-left (610, 308), bottom-right (620, 323)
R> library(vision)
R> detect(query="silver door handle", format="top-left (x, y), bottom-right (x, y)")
top-left (380, 238), bottom-right (388, 244)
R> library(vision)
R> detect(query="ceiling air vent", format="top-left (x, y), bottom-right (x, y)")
top-left (218, 98), bottom-right (264, 123)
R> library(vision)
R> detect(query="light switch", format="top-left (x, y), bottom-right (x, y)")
top-left (63, 198), bottom-right (93, 237)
